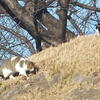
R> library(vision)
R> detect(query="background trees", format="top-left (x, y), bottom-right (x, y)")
top-left (0, 0), bottom-right (100, 59)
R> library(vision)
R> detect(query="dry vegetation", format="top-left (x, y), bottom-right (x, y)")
top-left (0, 35), bottom-right (100, 100)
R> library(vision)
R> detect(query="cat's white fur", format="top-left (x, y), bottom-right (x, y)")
top-left (0, 56), bottom-right (37, 79)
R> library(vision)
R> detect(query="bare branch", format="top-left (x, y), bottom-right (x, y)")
top-left (68, 16), bottom-right (84, 35)
top-left (0, 0), bottom-right (37, 38)
top-left (71, 1), bottom-right (100, 12)
top-left (0, 4), bottom-right (6, 14)
top-left (0, 44), bottom-right (22, 56)
top-left (0, 24), bottom-right (35, 53)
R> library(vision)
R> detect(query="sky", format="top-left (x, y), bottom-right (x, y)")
top-left (47, 0), bottom-right (100, 35)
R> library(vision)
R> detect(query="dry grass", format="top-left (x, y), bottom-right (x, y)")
top-left (30, 35), bottom-right (100, 77)
top-left (0, 35), bottom-right (100, 100)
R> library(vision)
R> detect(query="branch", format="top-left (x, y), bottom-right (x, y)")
top-left (0, 4), bottom-right (6, 14)
top-left (32, 0), bottom-right (56, 17)
top-left (0, 44), bottom-right (22, 56)
top-left (0, 24), bottom-right (35, 53)
top-left (0, 0), bottom-right (37, 38)
top-left (71, 1), bottom-right (100, 12)
top-left (68, 16), bottom-right (84, 35)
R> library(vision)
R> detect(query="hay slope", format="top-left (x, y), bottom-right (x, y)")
top-left (0, 35), bottom-right (100, 100)
top-left (30, 35), bottom-right (100, 77)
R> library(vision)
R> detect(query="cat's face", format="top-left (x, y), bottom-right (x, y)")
top-left (24, 61), bottom-right (38, 74)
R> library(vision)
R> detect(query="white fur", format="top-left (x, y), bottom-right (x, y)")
top-left (23, 62), bottom-right (34, 72)
top-left (2, 68), bottom-right (12, 78)
top-left (95, 29), bottom-right (100, 35)
top-left (11, 56), bottom-right (17, 61)
top-left (20, 57), bottom-right (25, 61)
top-left (15, 62), bottom-right (27, 77)
top-left (9, 75), bottom-right (15, 79)
top-left (23, 62), bottom-right (27, 70)
top-left (30, 68), bottom-right (34, 72)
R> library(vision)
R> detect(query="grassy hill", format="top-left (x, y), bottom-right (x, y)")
top-left (0, 35), bottom-right (100, 100)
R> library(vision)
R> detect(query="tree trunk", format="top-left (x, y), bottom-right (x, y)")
top-left (0, 0), bottom-right (74, 52)
top-left (57, 0), bottom-right (71, 43)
